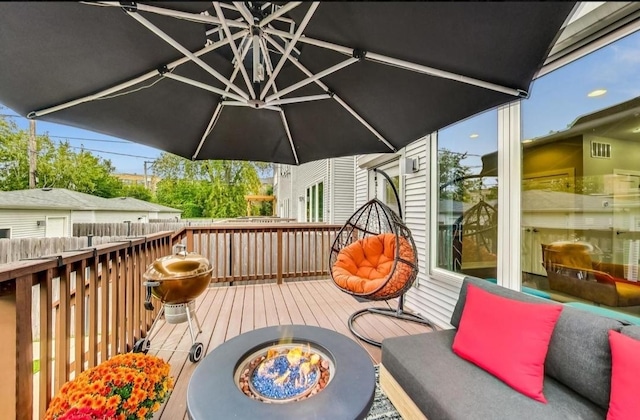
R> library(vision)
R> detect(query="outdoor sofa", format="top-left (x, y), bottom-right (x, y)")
top-left (380, 276), bottom-right (639, 419)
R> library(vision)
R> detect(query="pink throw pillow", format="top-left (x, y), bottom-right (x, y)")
top-left (452, 284), bottom-right (562, 403)
top-left (607, 330), bottom-right (640, 420)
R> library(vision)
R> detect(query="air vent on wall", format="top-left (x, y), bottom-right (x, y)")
top-left (591, 141), bottom-right (611, 158)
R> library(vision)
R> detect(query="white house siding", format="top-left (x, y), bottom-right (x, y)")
top-left (401, 136), bottom-right (461, 328)
top-left (0, 209), bottom-right (72, 238)
top-left (157, 211), bottom-right (181, 220)
top-left (71, 210), bottom-right (96, 224)
top-left (291, 159), bottom-right (327, 222)
top-left (273, 166), bottom-right (293, 218)
top-left (354, 157), bottom-right (369, 209)
top-left (330, 156), bottom-right (356, 224)
top-left (94, 211), bottom-right (150, 223)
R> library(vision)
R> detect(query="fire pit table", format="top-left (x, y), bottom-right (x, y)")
top-left (187, 325), bottom-right (376, 420)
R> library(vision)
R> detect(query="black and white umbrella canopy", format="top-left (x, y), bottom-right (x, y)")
top-left (0, 2), bottom-right (576, 164)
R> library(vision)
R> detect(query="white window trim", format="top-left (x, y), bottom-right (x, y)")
top-left (496, 101), bottom-right (522, 291)
top-left (429, 104), bottom-right (521, 290)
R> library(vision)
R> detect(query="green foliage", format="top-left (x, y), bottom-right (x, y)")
top-left (438, 148), bottom-right (474, 202)
top-left (153, 152), bottom-right (263, 218)
top-left (258, 185), bottom-right (274, 216)
top-left (0, 114), bottom-right (123, 197)
top-left (119, 184), bottom-right (153, 202)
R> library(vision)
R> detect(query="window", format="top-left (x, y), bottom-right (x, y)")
top-left (305, 181), bottom-right (324, 222)
top-left (0, 228), bottom-right (10, 239)
top-left (521, 29), bottom-right (640, 310)
top-left (435, 109), bottom-right (499, 278)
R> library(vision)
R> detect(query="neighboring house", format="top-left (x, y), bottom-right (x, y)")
top-left (114, 172), bottom-right (161, 193)
top-left (0, 188), bottom-right (181, 239)
top-left (274, 156), bottom-right (355, 224)
top-left (347, 3), bottom-right (640, 328)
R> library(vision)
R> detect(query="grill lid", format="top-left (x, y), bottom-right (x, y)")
top-left (144, 250), bottom-right (212, 281)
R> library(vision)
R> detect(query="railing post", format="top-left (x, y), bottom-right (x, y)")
top-left (277, 229), bottom-right (283, 285)
top-left (0, 276), bottom-right (33, 420)
top-left (186, 229), bottom-right (194, 252)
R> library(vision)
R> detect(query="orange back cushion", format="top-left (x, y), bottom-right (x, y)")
top-left (332, 233), bottom-right (414, 294)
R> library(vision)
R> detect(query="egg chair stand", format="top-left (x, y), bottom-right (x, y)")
top-left (330, 168), bottom-right (433, 347)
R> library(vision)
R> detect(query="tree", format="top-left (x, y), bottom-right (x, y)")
top-left (152, 152), bottom-right (264, 218)
top-left (120, 184), bottom-right (153, 202)
top-left (257, 185), bottom-right (274, 216)
top-left (1, 113), bottom-right (124, 197)
top-left (438, 148), bottom-right (475, 202)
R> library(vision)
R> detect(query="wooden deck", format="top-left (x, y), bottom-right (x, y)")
top-left (149, 279), bottom-right (433, 419)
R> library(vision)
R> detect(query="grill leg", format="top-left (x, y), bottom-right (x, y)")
top-left (185, 304), bottom-right (201, 344)
top-left (144, 306), bottom-right (165, 346)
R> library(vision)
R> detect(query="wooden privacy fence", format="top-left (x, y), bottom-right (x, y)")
top-left (73, 218), bottom-right (299, 238)
top-left (0, 236), bottom-right (131, 265)
top-left (171, 223), bottom-right (343, 284)
top-left (0, 232), bottom-right (171, 420)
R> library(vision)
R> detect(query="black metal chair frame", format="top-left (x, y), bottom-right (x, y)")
top-left (330, 168), bottom-right (433, 347)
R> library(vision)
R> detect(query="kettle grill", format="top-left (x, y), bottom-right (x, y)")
top-left (133, 245), bottom-right (213, 362)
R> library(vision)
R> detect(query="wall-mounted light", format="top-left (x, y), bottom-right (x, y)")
top-left (280, 169), bottom-right (291, 178)
top-left (403, 157), bottom-right (419, 174)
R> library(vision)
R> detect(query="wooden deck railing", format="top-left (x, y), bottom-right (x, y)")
top-left (171, 223), bottom-right (342, 284)
top-left (1, 223), bottom-right (341, 419)
top-left (0, 232), bottom-right (171, 420)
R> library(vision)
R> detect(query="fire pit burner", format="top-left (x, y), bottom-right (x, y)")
top-left (188, 326), bottom-right (376, 420)
top-left (236, 343), bottom-right (333, 403)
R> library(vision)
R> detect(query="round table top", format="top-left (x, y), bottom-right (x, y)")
top-left (187, 325), bottom-right (376, 420)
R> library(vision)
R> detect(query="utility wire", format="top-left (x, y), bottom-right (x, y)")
top-left (55, 143), bottom-right (157, 160)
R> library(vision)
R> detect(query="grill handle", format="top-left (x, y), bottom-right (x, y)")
top-left (143, 281), bottom-right (160, 311)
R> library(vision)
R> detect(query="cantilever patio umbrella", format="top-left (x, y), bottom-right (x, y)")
top-left (0, 2), bottom-right (576, 165)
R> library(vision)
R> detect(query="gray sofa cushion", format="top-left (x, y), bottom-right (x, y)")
top-left (450, 277), bottom-right (556, 328)
top-left (381, 330), bottom-right (605, 420)
top-left (621, 325), bottom-right (640, 340)
top-left (544, 304), bottom-right (623, 409)
top-left (451, 276), bottom-right (624, 410)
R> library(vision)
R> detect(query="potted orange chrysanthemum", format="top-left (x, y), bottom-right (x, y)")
top-left (45, 353), bottom-right (174, 420)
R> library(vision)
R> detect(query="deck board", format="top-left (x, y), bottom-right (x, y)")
top-left (150, 279), bottom-right (433, 419)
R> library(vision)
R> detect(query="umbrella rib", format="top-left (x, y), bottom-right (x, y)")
top-left (192, 34), bottom-right (254, 159)
top-left (163, 73), bottom-right (246, 103)
top-left (193, 103), bottom-right (223, 160)
top-left (259, 34), bottom-right (300, 165)
top-left (263, 32), bottom-right (397, 153)
top-left (259, 2), bottom-right (303, 28)
top-left (28, 30), bottom-right (246, 119)
top-left (231, 2), bottom-right (255, 25)
top-left (125, 10), bottom-right (251, 101)
top-left (262, 27), bottom-right (527, 98)
top-left (260, 2), bottom-right (320, 101)
top-left (268, 94), bottom-right (331, 106)
top-left (264, 57), bottom-right (358, 103)
top-left (213, 2), bottom-right (256, 100)
top-left (92, 2), bottom-right (249, 30)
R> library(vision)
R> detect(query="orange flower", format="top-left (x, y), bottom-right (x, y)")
top-left (44, 353), bottom-right (173, 420)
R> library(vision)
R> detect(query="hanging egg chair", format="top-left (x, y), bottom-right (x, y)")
top-left (329, 168), bottom-right (432, 347)
top-left (330, 199), bottom-right (418, 300)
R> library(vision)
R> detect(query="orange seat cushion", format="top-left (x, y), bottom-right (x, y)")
top-left (332, 233), bottom-right (415, 295)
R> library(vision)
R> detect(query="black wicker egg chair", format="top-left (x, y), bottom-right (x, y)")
top-left (329, 169), bottom-right (433, 347)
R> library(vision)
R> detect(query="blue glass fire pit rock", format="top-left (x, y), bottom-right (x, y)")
top-left (250, 354), bottom-right (319, 401)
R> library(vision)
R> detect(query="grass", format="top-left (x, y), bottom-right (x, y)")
top-left (33, 359), bottom-right (40, 374)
